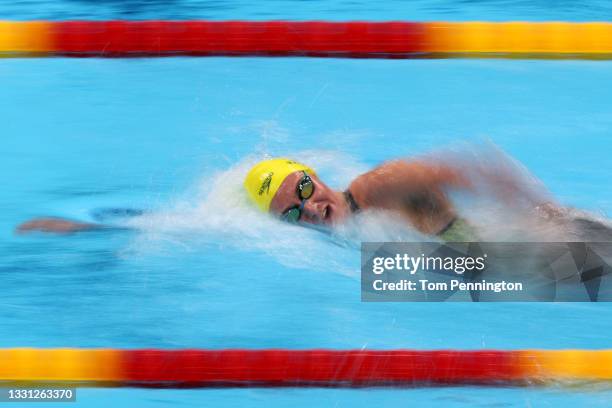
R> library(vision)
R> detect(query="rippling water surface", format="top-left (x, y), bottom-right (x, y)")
top-left (3, 0), bottom-right (612, 20)
top-left (2, 1), bottom-right (612, 407)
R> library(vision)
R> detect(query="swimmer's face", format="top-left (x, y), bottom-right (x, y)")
top-left (270, 171), bottom-right (349, 226)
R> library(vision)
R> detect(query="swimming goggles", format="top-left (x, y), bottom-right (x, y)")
top-left (282, 171), bottom-right (314, 223)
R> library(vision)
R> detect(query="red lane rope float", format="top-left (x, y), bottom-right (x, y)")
top-left (1, 349), bottom-right (612, 387)
top-left (2, 21), bottom-right (612, 58)
top-left (55, 21), bottom-right (425, 57)
top-left (124, 349), bottom-right (522, 386)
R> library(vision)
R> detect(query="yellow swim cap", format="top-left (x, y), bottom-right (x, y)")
top-left (244, 158), bottom-right (315, 212)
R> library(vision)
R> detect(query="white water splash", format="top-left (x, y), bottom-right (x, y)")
top-left (121, 145), bottom-right (612, 276)
top-left (122, 150), bottom-right (421, 277)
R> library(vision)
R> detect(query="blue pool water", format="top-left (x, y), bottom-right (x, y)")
top-left (2, 1), bottom-right (612, 407)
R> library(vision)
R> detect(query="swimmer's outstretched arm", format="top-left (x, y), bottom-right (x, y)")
top-left (350, 159), bottom-right (473, 198)
top-left (348, 159), bottom-right (473, 234)
top-left (16, 217), bottom-right (105, 234)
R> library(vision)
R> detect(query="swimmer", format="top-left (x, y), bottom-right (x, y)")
top-left (14, 156), bottom-right (478, 239)
top-left (15, 155), bottom-right (610, 241)
top-left (243, 158), bottom-right (483, 241)
top-left (242, 157), bottom-right (612, 241)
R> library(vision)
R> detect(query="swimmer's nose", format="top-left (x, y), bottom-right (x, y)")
top-left (304, 200), bottom-right (326, 222)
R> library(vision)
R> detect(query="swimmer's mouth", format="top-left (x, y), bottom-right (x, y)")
top-left (322, 205), bottom-right (331, 222)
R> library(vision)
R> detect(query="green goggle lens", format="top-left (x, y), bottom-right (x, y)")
top-left (283, 207), bottom-right (302, 223)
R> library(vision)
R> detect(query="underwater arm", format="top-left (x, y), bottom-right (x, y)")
top-left (15, 217), bottom-right (104, 234)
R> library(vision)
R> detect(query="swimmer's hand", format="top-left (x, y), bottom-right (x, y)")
top-left (15, 217), bottom-right (102, 234)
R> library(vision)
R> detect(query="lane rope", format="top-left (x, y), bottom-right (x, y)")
top-left (1, 21), bottom-right (612, 58)
top-left (1, 349), bottom-right (611, 387)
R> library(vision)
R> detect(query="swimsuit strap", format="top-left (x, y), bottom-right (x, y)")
top-left (343, 190), bottom-right (360, 213)
top-left (438, 217), bottom-right (479, 242)
top-left (437, 217), bottom-right (458, 236)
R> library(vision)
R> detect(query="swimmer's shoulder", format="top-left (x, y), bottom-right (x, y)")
top-left (347, 160), bottom-right (412, 209)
